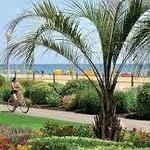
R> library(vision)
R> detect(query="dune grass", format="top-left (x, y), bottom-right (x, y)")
top-left (0, 111), bottom-right (85, 128)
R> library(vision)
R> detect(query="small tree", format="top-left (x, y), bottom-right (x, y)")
top-left (4, 0), bottom-right (150, 140)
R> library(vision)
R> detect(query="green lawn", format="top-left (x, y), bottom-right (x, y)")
top-left (0, 111), bottom-right (85, 128)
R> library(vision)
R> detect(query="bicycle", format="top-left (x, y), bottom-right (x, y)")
top-left (7, 91), bottom-right (29, 114)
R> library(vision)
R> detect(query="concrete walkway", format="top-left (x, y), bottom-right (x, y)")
top-left (0, 104), bottom-right (150, 132)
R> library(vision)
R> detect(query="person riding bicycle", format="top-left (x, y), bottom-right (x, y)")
top-left (8, 77), bottom-right (29, 113)
top-left (11, 77), bottom-right (22, 105)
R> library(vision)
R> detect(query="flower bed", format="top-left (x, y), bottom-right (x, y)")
top-left (120, 128), bottom-right (150, 147)
top-left (0, 125), bottom-right (42, 150)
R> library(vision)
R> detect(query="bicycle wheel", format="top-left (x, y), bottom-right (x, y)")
top-left (7, 98), bottom-right (15, 112)
top-left (20, 99), bottom-right (29, 113)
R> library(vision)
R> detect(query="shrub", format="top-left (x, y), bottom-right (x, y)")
top-left (74, 125), bottom-right (95, 138)
top-left (75, 88), bottom-right (101, 114)
top-left (48, 82), bottom-right (64, 95)
top-left (0, 87), bottom-right (11, 102)
top-left (0, 75), bottom-right (6, 86)
top-left (29, 136), bottom-right (145, 150)
top-left (120, 129), bottom-right (150, 148)
top-left (61, 88), bottom-right (101, 114)
top-left (46, 91), bottom-right (61, 107)
top-left (30, 83), bottom-right (52, 104)
top-left (60, 94), bottom-right (76, 110)
top-left (137, 83), bottom-right (150, 112)
top-left (42, 123), bottom-right (74, 137)
top-left (0, 135), bottom-right (14, 150)
top-left (20, 80), bottom-right (42, 88)
top-left (112, 89), bottom-right (138, 114)
top-left (20, 80), bottom-right (43, 98)
top-left (61, 88), bottom-right (137, 114)
top-left (0, 125), bottom-right (42, 141)
top-left (0, 125), bottom-right (42, 149)
top-left (125, 89), bottom-right (138, 112)
top-left (61, 79), bottom-right (95, 97)
top-left (30, 83), bottom-right (61, 105)
top-left (41, 121), bottom-right (94, 138)
top-left (113, 91), bottom-right (128, 113)
top-left (23, 87), bottom-right (31, 98)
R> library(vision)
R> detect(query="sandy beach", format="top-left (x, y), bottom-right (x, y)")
top-left (2, 73), bottom-right (150, 91)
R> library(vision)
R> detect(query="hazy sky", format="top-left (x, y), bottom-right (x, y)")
top-left (0, 0), bottom-right (119, 65)
top-left (0, 0), bottom-right (70, 64)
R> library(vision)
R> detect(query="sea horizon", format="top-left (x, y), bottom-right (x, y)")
top-left (0, 63), bottom-right (149, 75)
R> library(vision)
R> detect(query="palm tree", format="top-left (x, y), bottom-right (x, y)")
top-left (4, 0), bottom-right (150, 140)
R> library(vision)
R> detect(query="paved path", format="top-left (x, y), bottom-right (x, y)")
top-left (0, 104), bottom-right (150, 132)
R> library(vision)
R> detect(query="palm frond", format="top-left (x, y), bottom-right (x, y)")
top-left (4, 0), bottom-right (150, 93)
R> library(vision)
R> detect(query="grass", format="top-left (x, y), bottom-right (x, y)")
top-left (0, 111), bottom-right (85, 128)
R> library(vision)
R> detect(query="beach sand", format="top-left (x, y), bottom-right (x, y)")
top-left (2, 73), bottom-right (150, 91)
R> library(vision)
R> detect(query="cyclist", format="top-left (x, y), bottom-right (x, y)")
top-left (10, 77), bottom-right (22, 108)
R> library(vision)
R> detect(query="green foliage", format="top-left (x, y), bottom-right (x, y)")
top-left (46, 91), bottom-right (61, 107)
top-left (0, 75), bottom-right (6, 86)
top-left (75, 88), bottom-right (100, 114)
top-left (20, 80), bottom-right (43, 98)
top-left (61, 89), bottom-right (138, 114)
top-left (42, 123), bottom-right (74, 137)
top-left (23, 81), bottom-right (62, 106)
top-left (61, 79), bottom-right (95, 97)
top-left (29, 136), bottom-right (145, 150)
top-left (113, 90), bottom-right (138, 114)
top-left (74, 125), bottom-right (95, 138)
top-left (60, 94), bottom-right (76, 110)
top-left (137, 83), bottom-right (150, 112)
top-left (23, 87), bottom-right (31, 98)
top-left (113, 91), bottom-right (129, 113)
top-left (125, 89), bottom-right (138, 112)
top-left (48, 82), bottom-right (64, 95)
top-left (120, 129), bottom-right (150, 148)
top-left (0, 125), bottom-right (42, 144)
top-left (0, 87), bottom-right (11, 102)
top-left (60, 88), bottom-right (101, 114)
top-left (41, 121), bottom-right (94, 138)
top-left (20, 79), bottom-right (42, 88)
top-left (30, 83), bottom-right (52, 104)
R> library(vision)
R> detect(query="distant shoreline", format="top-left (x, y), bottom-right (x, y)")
top-left (0, 64), bottom-right (149, 75)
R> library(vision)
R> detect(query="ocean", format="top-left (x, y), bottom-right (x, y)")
top-left (0, 64), bottom-right (149, 75)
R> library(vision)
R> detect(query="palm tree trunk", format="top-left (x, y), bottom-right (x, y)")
top-left (94, 92), bottom-right (122, 141)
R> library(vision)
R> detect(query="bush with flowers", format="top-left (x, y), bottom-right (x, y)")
top-left (120, 128), bottom-right (150, 147)
top-left (0, 125), bottom-right (42, 150)
top-left (1, 125), bottom-right (150, 149)
top-left (0, 135), bottom-right (14, 150)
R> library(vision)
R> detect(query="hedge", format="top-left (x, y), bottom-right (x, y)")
top-left (0, 87), bottom-right (11, 102)
top-left (41, 121), bottom-right (94, 138)
top-left (48, 82), bottom-right (64, 95)
top-left (137, 83), bottom-right (150, 112)
top-left (113, 89), bottom-right (138, 114)
top-left (61, 79), bottom-right (96, 97)
top-left (75, 88), bottom-right (101, 114)
top-left (29, 136), bottom-right (149, 150)
top-left (30, 83), bottom-right (61, 106)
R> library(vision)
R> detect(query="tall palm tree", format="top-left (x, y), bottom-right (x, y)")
top-left (4, 0), bottom-right (150, 140)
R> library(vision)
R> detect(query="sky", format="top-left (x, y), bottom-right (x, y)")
top-left (0, 0), bottom-right (128, 65)
top-left (0, 0), bottom-right (70, 64)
